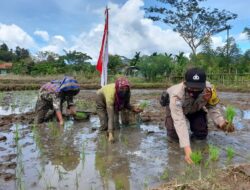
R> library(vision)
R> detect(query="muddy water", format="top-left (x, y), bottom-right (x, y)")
top-left (0, 90), bottom-right (250, 190)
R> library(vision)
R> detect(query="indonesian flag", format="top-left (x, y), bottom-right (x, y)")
top-left (96, 7), bottom-right (109, 86)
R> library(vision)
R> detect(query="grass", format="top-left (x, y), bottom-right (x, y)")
top-left (208, 145), bottom-right (220, 161)
top-left (225, 106), bottom-right (236, 124)
top-left (226, 147), bottom-right (235, 161)
top-left (191, 151), bottom-right (203, 165)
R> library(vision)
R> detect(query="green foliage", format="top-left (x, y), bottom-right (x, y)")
top-left (138, 53), bottom-right (174, 81)
top-left (191, 151), bottom-right (203, 165)
top-left (208, 145), bottom-right (220, 161)
top-left (225, 106), bottom-right (236, 124)
top-left (108, 54), bottom-right (124, 74)
top-left (226, 147), bottom-right (235, 161)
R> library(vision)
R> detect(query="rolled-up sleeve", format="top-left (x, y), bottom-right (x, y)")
top-left (52, 94), bottom-right (61, 111)
top-left (169, 96), bottom-right (190, 148)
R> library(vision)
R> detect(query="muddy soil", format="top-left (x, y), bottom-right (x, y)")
top-left (153, 164), bottom-right (250, 190)
top-left (0, 90), bottom-right (250, 190)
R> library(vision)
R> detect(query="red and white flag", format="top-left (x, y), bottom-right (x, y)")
top-left (96, 7), bottom-right (109, 86)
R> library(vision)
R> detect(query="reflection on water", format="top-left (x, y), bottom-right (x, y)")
top-left (0, 91), bottom-right (37, 115)
top-left (243, 110), bottom-right (250, 119)
top-left (1, 90), bottom-right (250, 189)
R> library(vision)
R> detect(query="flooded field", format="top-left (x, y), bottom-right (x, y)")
top-left (0, 90), bottom-right (250, 190)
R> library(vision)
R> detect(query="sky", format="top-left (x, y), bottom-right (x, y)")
top-left (0, 0), bottom-right (249, 61)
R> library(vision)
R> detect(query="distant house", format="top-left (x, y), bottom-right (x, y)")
top-left (0, 62), bottom-right (13, 75)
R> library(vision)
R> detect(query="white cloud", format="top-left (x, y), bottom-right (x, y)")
top-left (34, 30), bottom-right (49, 41)
top-left (211, 36), bottom-right (225, 48)
top-left (236, 32), bottom-right (248, 41)
top-left (0, 23), bottom-right (36, 49)
top-left (40, 35), bottom-right (66, 54)
top-left (70, 0), bottom-right (189, 61)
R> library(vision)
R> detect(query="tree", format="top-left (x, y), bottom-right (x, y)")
top-left (130, 52), bottom-right (141, 66)
top-left (63, 50), bottom-right (92, 65)
top-left (146, 0), bottom-right (237, 55)
top-left (15, 46), bottom-right (30, 60)
top-left (243, 27), bottom-right (250, 40)
top-left (108, 54), bottom-right (124, 74)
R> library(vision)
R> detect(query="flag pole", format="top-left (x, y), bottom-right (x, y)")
top-left (96, 7), bottom-right (109, 86)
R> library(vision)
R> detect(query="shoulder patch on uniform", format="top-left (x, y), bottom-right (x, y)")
top-left (175, 99), bottom-right (182, 107)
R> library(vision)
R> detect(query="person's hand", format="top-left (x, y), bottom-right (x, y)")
top-left (184, 146), bottom-right (193, 164)
top-left (59, 120), bottom-right (64, 126)
top-left (67, 106), bottom-right (76, 116)
top-left (56, 110), bottom-right (64, 126)
top-left (132, 107), bottom-right (143, 113)
top-left (203, 87), bottom-right (212, 101)
top-left (218, 120), bottom-right (235, 132)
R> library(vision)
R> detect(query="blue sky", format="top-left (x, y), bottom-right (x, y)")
top-left (0, 0), bottom-right (249, 60)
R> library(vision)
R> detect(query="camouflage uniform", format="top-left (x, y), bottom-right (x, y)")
top-left (162, 81), bottom-right (225, 148)
top-left (35, 82), bottom-right (74, 124)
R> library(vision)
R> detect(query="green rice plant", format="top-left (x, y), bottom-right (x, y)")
top-left (225, 106), bottom-right (236, 124)
top-left (160, 169), bottom-right (169, 180)
top-left (139, 100), bottom-right (149, 110)
top-left (14, 124), bottom-right (20, 142)
top-left (226, 146), bottom-right (235, 161)
top-left (143, 177), bottom-right (149, 189)
top-left (208, 145), bottom-right (220, 161)
top-left (191, 151), bottom-right (203, 165)
top-left (115, 178), bottom-right (125, 190)
top-left (75, 172), bottom-right (79, 190)
top-left (81, 141), bottom-right (87, 168)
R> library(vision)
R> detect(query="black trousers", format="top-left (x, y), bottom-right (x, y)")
top-left (165, 106), bottom-right (208, 140)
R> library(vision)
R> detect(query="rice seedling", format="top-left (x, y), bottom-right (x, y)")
top-left (208, 145), bottom-right (220, 161)
top-left (143, 177), bottom-right (149, 189)
top-left (14, 124), bottom-right (20, 142)
top-left (139, 100), bottom-right (149, 110)
top-left (75, 172), bottom-right (79, 190)
top-left (191, 151), bottom-right (203, 165)
top-left (226, 146), bottom-right (235, 161)
top-left (81, 141), bottom-right (87, 168)
top-left (115, 178), bottom-right (125, 190)
top-left (160, 169), bottom-right (169, 180)
top-left (36, 168), bottom-right (43, 180)
top-left (225, 106), bottom-right (236, 124)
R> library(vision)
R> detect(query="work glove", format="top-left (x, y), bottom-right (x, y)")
top-left (218, 121), bottom-right (235, 133)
